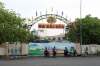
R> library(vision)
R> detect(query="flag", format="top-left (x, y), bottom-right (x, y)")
top-left (62, 11), bottom-right (64, 16)
top-left (56, 10), bottom-right (58, 15)
top-left (72, 22), bottom-right (77, 30)
top-left (69, 18), bottom-right (77, 30)
top-left (40, 11), bottom-right (42, 16)
top-left (69, 18), bottom-right (71, 22)
top-left (36, 11), bottom-right (38, 17)
top-left (51, 7), bottom-right (53, 12)
top-left (32, 16), bottom-right (34, 21)
top-left (28, 18), bottom-right (31, 23)
top-left (46, 10), bottom-right (47, 15)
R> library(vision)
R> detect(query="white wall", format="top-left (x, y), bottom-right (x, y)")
top-left (8, 44), bottom-right (21, 55)
top-left (26, 44), bottom-right (28, 55)
top-left (81, 45), bottom-right (89, 54)
top-left (38, 30), bottom-right (47, 37)
top-left (0, 47), bottom-right (6, 55)
top-left (98, 45), bottom-right (100, 51)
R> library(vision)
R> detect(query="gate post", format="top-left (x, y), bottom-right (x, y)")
top-left (76, 43), bottom-right (81, 55)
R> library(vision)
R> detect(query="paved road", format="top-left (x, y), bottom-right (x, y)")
top-left (0, 56), bottom-right (100, 66)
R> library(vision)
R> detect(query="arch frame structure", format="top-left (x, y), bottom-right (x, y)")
top-left (28, 14), bottom-right (71, 27)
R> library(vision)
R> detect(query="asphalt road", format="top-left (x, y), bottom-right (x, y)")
top-left (0, 56), bottom-right (100, 66)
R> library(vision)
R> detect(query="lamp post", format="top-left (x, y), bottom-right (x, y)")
top-left (80, 0), bottom-right (82, 55)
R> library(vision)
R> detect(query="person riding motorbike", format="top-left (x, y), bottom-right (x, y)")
top-left (64, 47), bottom-right (68, 56)
top-left (84, 47), bottom-right (88, 56)
top-left (70, 49), bottom-right (74, 56)
top-left (74, 50), bottom-right (77, 56)
top-left (44, 47), bottom-right (49, 57)
top-left (52, 46), bottom-right (56, 57)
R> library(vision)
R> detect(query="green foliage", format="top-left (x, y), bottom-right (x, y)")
top-left (65, 14), bottom-right (100, 45)
top-left (95, 50), bottom-right (100, 55)
top-left (0, 1), bottom-right (34, 44)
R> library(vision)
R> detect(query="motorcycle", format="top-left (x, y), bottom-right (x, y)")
top-left (44, 50), bottom-right (50, 57)
top-left (70, 51), bottom-right (74, 56)
top-left (53, 50), bottom-right (56, 58)
top-left (64, 50), bottom-right (68, 57)
top-left (69, 50), bottom-right (78, 57)
top-left (84, 51), bottom-right (88, 57)
top-left (74, 50), bottom-right (78, 56)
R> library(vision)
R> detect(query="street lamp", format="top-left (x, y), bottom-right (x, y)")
top-left (80, 0), bottom-right (82, 55)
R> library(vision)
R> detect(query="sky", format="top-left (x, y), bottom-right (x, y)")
top-left (1, 0), bottom-right (100, 36)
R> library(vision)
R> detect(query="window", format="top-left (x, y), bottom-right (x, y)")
top-left (63, 37), bottom-right (66, 40)
top-left (53, 38), bottom-right (55, 41)
top-left (58, 37), bottom-right (60, 41)
top-left (40, 30), bottom-right (44, 32)
top-left (48, 38), bottom-right (51, 40)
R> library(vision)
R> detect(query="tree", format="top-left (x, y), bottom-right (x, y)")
top-left (65, 14), bottom-right (100, 45)
top-left (0, 1), bottom-right (34, 44)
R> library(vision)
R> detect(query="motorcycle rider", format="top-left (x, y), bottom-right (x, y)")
top-left (64, 47), bottom-right (68, 56)
top-left (85, 47), bottom-right (88, 55)
top-left (44, 47), bottom-right (49, 57)
top-left (74, 49), bottom-right (77, 56)
top-left (52, 46), bottom-right (56, 57)
top-left (70, 48), bottom-right (74, 56)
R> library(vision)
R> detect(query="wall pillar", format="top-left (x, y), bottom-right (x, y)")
top-left (5, 45), bottom-right (9, 57)
top-left (0, 44), bottom-right (8, 57)
top-left (76, 43), bottom-right (81, 55)
top-left (21, 43), bottom-right (27, 55)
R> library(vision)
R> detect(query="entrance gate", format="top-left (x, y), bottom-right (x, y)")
top-left (28, 14), bottom-right (71, 41)
top-left (28, 14), bottom-right (76, 55)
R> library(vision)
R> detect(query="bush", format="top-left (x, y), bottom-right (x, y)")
top-left (95, 50), bottom-right (100, 55)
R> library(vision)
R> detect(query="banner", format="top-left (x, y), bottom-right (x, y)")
top-left (28, 43), bottom-right (76, 55)
top-left (38, 23), bottom-right (65, 29)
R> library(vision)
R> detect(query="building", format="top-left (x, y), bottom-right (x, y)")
top-left (38, 29), bottom-right (47, 37)
top-left (31, 29), bottom-right (47, 37)
top-left (31, 29), bottom-right (65, 41)
top-left (40, 33), bottom-right (65, 41)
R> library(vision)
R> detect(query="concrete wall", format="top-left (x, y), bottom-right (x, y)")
top-left (8, 44), bottom-right (21, 55)
top-left (1, 43), bottom-right (100, 56)
top-left (0, 43), bottom-right (27, 56)
top-left (81, 45), bottom-right (89, 54)
top-left (0, 45), bottom-right (8, 56)
top-left (21, 43), bottom-right (27, 55)
top-left (98, 45), bottom-right (100, 51)
top-left (76, 43), bottom-right (81, 54)
top-left (0, 47), bottom-right (6, 55)
top-left (26, 44), bottom-right (28, 55)
top-left (89, 44), bottom-right (98, 54)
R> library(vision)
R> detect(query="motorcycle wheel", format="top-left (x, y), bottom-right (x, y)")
top-left (75, 54), bottom-right (77, 56)
top-left (85, 53), bottom-right (88, 57)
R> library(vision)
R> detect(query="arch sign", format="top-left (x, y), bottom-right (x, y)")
top-left (38, 17), bottom-right (64, 29)
top-left (29, 14), bottom-right (70, 29)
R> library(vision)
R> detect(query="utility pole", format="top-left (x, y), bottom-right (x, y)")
top-left (80, 0), bottom-right (82, 55)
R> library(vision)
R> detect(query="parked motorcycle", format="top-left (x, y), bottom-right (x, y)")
top-left (44, 50), bottom-right (50, 57)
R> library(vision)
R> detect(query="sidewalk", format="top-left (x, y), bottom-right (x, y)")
top-left (0, 54), bottom-right (100, 60)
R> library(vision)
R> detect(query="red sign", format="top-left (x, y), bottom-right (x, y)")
top-left (38, 23), bottom-right (65, 29)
